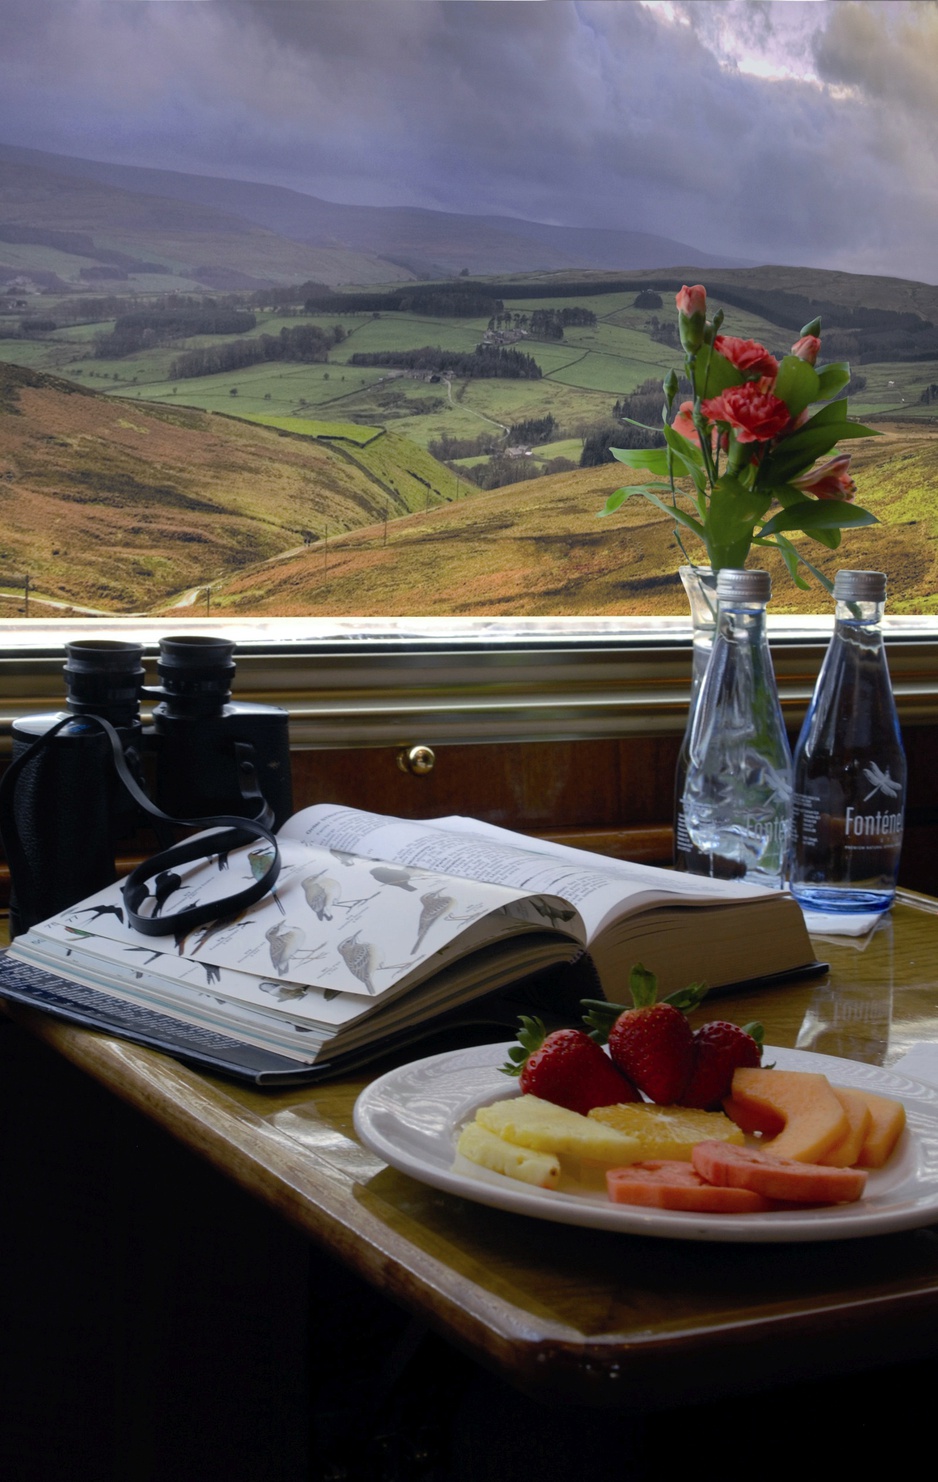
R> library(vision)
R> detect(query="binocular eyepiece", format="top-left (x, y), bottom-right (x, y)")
top-left (4, 635), bottom-right (293, 935)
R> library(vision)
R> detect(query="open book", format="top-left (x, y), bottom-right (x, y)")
top-left (0, 804), bottom-right (819, 1084)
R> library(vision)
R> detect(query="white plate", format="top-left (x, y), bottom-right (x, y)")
top-left (353, 1042), bottom-right (938, 1242)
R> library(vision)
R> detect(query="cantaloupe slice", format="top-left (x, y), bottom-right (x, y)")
top-left (722, 1095), bottom-right (784, 1139)
top-left (821, 1088), bottom-right (872, 1168)
top-left (851, 1090), bottom-right (907, 1168)
top-left (729, 1068), bottom-right (849, 1163)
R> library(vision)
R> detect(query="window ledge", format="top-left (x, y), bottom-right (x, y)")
top-left (0, 615), bottom-right (936, 749)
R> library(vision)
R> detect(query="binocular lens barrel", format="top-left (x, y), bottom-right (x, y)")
top-left (156, 635), bottom-right (236, 717)
top-left (64, 640), bottom-right (145, 725)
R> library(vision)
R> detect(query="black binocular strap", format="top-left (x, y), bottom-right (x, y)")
top-left (0, 714), bottom-right (282, 937)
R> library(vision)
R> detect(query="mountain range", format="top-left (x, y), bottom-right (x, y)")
top-left (0, 141), bottom-right (751, 289)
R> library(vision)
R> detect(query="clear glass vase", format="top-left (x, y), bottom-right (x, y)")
top-left (673, 565), bottom-right (717, 871)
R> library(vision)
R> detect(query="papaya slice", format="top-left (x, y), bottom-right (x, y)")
top-left (692, 1140), bottom-right (867, 1204)
top-left (606, 1160), bottom-right (775, 1213)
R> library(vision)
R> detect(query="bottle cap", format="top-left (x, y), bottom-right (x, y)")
top-left (716, 568), bottom-right (771, 603)
top-left (833, 570), bottom-right (887, 602)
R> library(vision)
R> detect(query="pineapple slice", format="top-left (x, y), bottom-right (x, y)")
top-left (456, 1121), bottom-right (561, 1188)
top-left (477, 1094), bottom-right (641, 1163)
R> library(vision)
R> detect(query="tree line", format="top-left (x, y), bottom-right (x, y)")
top-left (95, 307), bottom-right (258, 358)
top-left (169, 323), bottom-right (346, 379)
top-left (304, 285), bottom-right (505, 317)
top-left (348, 345), bottom-right (542, 378)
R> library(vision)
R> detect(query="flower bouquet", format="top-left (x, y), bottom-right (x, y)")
top-left (600, 284), bottom-right (880, 588)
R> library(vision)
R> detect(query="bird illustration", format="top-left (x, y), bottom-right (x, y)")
top-left (122, 945), bottom-right (165, 966)
top-left (330, 849), bottom-right (359, 867)
top-left (530, 898), bottom-right (579, 929)
top-left (301, 872), bottom-right (339, 921)
top-left (266, 923), bottom-right (305, 976)
top-left (151, 870), bottom-right (182, 916)
top-left (192, 916), bottom-right (253, 958)
top-left (338, 933), bottom-right (378, 994)
top-left (258, 979), bottom-right (308, 1003)
top-left (370, 866), bottom-right (417, 892)
top-left (411, 891), bottom-right (454, 954)
top-left (248, 848), bottom-right (285, 913)
top-left (74, 903), bottom-right (124, 925)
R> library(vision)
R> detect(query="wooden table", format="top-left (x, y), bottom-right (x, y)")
top-left (7, 888), bottom-right (938, 1413)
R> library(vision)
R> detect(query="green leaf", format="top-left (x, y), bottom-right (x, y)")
top-left (760, 417), bottom-right (879, 484)
top-left (662, 421), bottom-right (704, 468)
top-left (692, 344), bottom-right (744, 401)
top-left (598, 487), bottom-right (630, 516)
top-left (806, 524), bottom-right (842, 550)
top-left (760, 498), bottom-right (879, 537)
top-left (807, 399), bottom-right (849, 427)
top-left (815, 362), bottom-right (851, 400)
top-left (661, 981), bottom-right (709, 1012)
top-left (773, 355), bottom-right (821, 419)
top-left (800, 316), bottom-right (822, 339)
top-left (771, 534), bottom-right (812, 591)
top-left (609, 446), bottom-right (671, 476)
top-left (627, 487), bottom-right (707, 538)
top-left (708, 473), bottom-right (771, 553)
top-left (629, 963), bottom-right (659, 1008)
top-left (580, 999), bottom-right (620, 1044)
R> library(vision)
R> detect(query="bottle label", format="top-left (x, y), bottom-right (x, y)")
top-left (843, 805), bottom-right (903, 841)
top-left (793, 762), bottom-right (905, 852)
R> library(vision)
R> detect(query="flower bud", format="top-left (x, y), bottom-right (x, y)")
top-left (663, 369), bottom-right (679, 409)
top-left (791, 334), bottom-right (821, 366)
top-left (675, 284), bottom-right (707, 353)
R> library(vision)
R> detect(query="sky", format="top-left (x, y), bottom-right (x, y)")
top-left (0, 0), bottom-right (936, 282)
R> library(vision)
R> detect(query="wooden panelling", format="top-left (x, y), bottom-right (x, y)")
top-left (3, 721), bottom-right (938, 899)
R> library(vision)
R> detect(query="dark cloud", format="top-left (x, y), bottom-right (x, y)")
top-left (0, 1), bottom-right (935, 282)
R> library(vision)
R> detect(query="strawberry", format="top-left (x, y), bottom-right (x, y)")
top-left (501, 1016), bottom-right (639, 1115)
top-left (679, 1021), bottom-right (764, 1110)
top-left (582, 965), bottom-right (708, 1105)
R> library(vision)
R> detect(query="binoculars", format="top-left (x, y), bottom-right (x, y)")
top-left (3, 635), bottom-right (292, 936)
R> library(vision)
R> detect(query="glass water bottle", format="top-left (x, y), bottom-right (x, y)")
top-left (789, 570), bottom-right (905, 913)
top-left (683, 568), bottom-right (792, 888)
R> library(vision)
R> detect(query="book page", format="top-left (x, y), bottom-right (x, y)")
top-left (27, 836), bottom-right (585, 1003)
top-left (281, 805), bottom-right (770, 941)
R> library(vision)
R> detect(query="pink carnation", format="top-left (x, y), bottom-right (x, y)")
top-left (676, 284), bottom-right (707, 318)
top-left (792, 454), bottom-right (857, 502)
top-left (791, 335), bottom-right (821, 366)
top-left (671, 400), bottom-right (697, 441)
top-left (713, 335), bottom-right (778, 380)
top-left (699, 380), bottom-right (791, 444)
top-left (672, 400), bottom-right (726, 454)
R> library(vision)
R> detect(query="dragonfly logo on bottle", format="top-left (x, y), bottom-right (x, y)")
top-left (843, 763), bottom-right (905, 843)
top-left (862, 763), bottom-right (902, 801)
